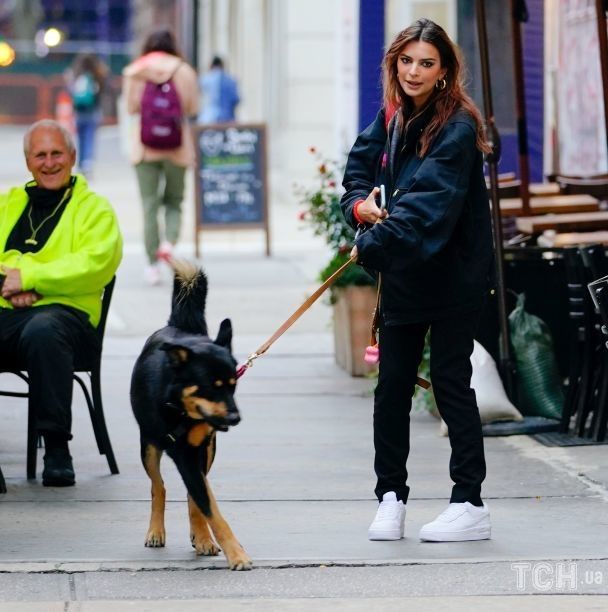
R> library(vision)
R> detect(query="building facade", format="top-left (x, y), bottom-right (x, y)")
top-left (2, 0), bottom-right (606, 192)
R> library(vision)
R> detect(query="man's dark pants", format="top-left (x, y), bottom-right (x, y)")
top-left (0, 304), bottom-right (99, 440)
top-left (374, 310), bottom-right (486, 506)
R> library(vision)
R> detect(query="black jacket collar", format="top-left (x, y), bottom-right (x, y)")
top-left (386, 104), bottom-right (435, 188)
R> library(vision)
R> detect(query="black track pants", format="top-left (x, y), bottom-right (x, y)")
top-left (0, 305), bottom-right (99, 439)
top-left (373, 311), bottom-right (486, 505)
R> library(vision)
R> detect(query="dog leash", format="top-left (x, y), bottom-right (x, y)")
top-left (236, 254), bottom-right (357, 378)
top-left (365, 275), bottom-right (430, 390)
top-left (364, 193), bottom-right (430, 390)
top-left (236, 252), bottom-right (430, 390)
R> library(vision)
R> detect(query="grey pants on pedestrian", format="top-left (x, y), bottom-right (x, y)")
top-left (135, 160), bottom-right (186, 263)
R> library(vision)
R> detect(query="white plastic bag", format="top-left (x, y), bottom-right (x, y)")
top-left (440, 340), bottom-right (522, 436)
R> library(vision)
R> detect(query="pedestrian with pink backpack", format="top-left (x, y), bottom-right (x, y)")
top-left (123, 29), bottom-right (199, 285)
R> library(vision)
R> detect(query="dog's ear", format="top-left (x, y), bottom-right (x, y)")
top-left (160, 342), bottom-right (190, 366)
top-left (214, 318), bottom-right (233, 350)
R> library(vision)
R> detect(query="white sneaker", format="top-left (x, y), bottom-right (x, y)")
top-left (144, 263), bottom-right (162, 286)
top-left (368, 492), bottom-right (406, 541)
top-left (419, 502), bottom-right (491, 542)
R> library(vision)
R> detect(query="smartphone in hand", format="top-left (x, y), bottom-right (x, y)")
top-left (374, 185), bottom-right (386, 210)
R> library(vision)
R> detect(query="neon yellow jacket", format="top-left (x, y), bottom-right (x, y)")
top-left (0, 175), bottom-right (122, 327)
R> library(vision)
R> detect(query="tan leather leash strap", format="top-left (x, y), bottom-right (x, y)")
top-left (236, 254), bottom-right (357, 377)
top-left (368, 273), bottom-right (430, 390)
top-left (370, 274), bottom-right (382, 346)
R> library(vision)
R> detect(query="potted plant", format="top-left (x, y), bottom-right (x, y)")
top-left (295, 148), bottom-right (378, 376)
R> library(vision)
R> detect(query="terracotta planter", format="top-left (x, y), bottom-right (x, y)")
top-left (332, 285), bottom-right (378, 376)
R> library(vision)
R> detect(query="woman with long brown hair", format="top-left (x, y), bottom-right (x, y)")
top-left (341, 18), bottom-right (494, 542)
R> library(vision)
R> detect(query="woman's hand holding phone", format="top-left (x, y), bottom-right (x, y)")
top-left (356, 187), bottom-right (387, 225)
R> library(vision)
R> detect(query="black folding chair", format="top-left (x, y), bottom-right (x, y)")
top-left (588, 272), bottom-right (608, 442)
top-left (561, 248), bottom-right (596, 434)
top-left (579, 246), bottom-right (608, 439)
top-left (0, 277), bottom-right (119, 479)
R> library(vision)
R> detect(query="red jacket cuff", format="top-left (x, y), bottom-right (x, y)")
top-left (353, 199), bottom-right (365, 224)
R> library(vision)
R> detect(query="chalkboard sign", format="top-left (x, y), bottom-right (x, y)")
top-left (194, 123), bottom-right (270, 256)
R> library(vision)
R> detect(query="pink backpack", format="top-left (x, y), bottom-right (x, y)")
top-left (140, 67), bottom-right (183, 149)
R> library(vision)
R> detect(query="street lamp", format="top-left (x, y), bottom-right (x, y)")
top-left (43, 27), bottom-right (64, 48)
top-left (34, 27), bottom-right (65, 57)
top-left (0, 40), bottom-right (16, 67)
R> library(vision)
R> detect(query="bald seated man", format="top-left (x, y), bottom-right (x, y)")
top-left (0, 119), bottom-right (122, 486)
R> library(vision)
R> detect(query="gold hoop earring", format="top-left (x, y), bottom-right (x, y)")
top-left (435, 78), bottom-right (447, 91)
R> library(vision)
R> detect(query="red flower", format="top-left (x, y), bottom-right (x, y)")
top-left (309, 146), bottom-right (316, 154)
top-left (328, 180), bottom-right (336, 188)
top-left (297, 210), bottom-right (307, 221)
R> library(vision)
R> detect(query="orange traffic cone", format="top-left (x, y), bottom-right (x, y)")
top-left (55, 90), bottom-right (75, 135)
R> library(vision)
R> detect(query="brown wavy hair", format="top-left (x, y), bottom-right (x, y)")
top-left (141, 28), bottom-right (182, 58)
top-left (383, 18), bottom-right (490, 157)
top-left (72, 53), bottom-right (108, 88)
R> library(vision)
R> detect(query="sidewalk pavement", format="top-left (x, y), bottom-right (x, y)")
top-left (1, 126), bottom-right (608, 610)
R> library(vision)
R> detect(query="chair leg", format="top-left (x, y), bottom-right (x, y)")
top-left (90, 370), bottom-right (119, 475)
top-left (594, 404), bottom-right (608, 442)
top-left (574, 342), bottom-right (595, 437)
top-left (561, 349), bottom-right (583, 432)
top-left (27, 398), bottom-right (37, 480)
top-left (74, 371), bottom-right (119, 475)
top-left (74, 374), bottom-right (104, 454)
top-left (593, 353), bottom-right (608, 441)
top-left (588, 365), bottom-right (601, 438)
top-left (0, 465), bottom-right (7, 493)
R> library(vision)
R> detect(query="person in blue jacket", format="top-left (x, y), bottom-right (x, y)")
top-left (341, 18), bottom-right (495, 543)
top-left (198, 56), bottom-right (240, 124)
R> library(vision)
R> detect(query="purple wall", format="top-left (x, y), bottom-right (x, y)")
top-left (523, 0), bottom-right (544, 182)
top-left (501, 0), bottom-right (544, 182)
top-left (358, 0), bottom-right (385, 132)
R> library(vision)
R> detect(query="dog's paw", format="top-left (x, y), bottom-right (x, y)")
top-left (227, 551), bottom-right (253, 571)
top-left (191, 533), bottom-right (220, 556)
top-left (145, 527), bottom-right (166, 548)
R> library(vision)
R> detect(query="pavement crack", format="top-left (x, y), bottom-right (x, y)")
top-left (4, 557), bottom-right (608, 575)
top-left (68, 573), bottom-right (77, 600)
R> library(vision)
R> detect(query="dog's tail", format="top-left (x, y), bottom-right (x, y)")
top-left (167, 260), bottom-right (208, 334)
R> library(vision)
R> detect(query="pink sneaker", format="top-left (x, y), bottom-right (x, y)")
top-left (156, 241), bottom-right (173, 262)
top-left (144, 263), bottom-right (162, 286)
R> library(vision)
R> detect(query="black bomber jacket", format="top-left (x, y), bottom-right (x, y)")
top-left (340, 106), bottom-right (495, 325)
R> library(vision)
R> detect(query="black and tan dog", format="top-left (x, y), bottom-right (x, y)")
top-left (130, 262), bottom-right (251, 570)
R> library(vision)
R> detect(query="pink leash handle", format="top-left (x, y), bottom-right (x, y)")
top-left (364, 344), bottom-right (379, 364)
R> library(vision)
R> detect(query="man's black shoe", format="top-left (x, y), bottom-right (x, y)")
top-left (42, 447), bottom-right (75, 487)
